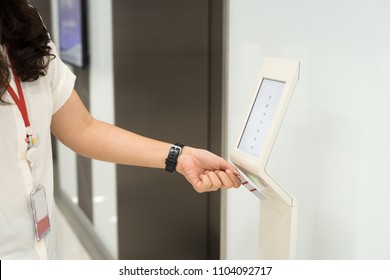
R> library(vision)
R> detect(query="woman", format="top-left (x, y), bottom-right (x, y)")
top-left (0, 0), bottom-right (240, 259)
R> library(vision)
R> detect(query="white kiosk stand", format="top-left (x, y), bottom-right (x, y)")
top-left (230, 57), bottom-right (300, 259)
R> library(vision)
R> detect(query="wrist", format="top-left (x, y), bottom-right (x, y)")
top-left (175, 145), bottom-right (191, 175)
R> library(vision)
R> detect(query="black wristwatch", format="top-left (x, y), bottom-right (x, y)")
top-left (165, 143), bottom-right (184, 172)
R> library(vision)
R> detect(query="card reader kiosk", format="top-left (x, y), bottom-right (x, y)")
top-left (230, 57), bottom-right (300, 259)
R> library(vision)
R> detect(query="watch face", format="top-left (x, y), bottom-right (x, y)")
top-left (238, 78), bottom-right (285, 157)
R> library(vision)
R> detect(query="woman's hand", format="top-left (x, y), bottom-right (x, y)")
top-left (176, 147), bottom-right (241, 193)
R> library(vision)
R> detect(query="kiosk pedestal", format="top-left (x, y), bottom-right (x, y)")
top-left (259, 191), bottom-right (297, 259)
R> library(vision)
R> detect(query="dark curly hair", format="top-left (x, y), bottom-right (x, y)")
top-left (0, 0), bottom-right (53, 101)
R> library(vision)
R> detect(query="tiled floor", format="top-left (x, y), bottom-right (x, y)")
top-left (57, 208), bottom-right (91, 260)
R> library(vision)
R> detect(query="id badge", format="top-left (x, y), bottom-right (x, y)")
top-left (30, 185), bottom-right (51, 240)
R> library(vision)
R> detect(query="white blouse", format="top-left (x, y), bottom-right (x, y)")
top-left (0, 42), bottom-right (76, 259)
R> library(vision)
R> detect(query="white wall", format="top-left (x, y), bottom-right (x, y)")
top-left (225, 0), bottom-right (390, 259)
top-left (51, 0), bottom-right (117, 259)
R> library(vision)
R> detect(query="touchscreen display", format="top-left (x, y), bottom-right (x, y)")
top-left (238, 79), bottom-right (285, 156)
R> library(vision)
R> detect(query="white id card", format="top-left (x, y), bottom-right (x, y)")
top-left (234, 168), bottom-right (267, 200)
top-left (30, 185), bottom-right (51, 240)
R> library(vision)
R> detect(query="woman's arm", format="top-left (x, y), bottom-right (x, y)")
top-left (51, 90), bottom-right (241, 192)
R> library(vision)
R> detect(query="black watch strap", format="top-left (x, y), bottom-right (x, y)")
top-left (165, 143), bottom-right (184, 172)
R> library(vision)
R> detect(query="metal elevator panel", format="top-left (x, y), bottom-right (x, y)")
top-left (113, 0), bottom-right (223, 259)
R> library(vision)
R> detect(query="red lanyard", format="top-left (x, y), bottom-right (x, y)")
top-left (6, 52), bottom-right (31, 128)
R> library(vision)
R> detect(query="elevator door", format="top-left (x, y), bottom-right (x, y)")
top-left (113, 0), bottom-right (223, 259)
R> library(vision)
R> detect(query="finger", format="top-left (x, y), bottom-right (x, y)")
top-left (205, 171), bottom-right (222, 191)
top-left (216, 157), bottom-right (238, 172)
top-left (215, 170), bottom-right (235, 189)
top-left (196, 173), bottom-right (213, 193)
top-left (226, 169), bottom-right (242, 188)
